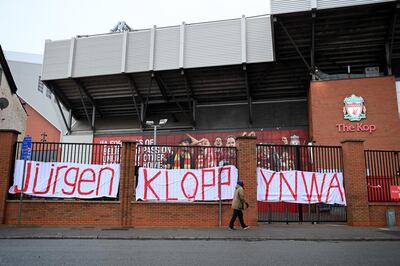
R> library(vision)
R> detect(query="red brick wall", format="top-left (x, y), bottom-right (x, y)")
top-left (309, 76), bottom-right (400, 150)
top-left (0, 130), bottom-right (19, 223)
top-left (22, 100), bottom-right (61, 142)
top-left (131, 203), bottom-right (233, 227)
top-left (341, 140), bottom-right (370, 226)
top-left (369, 205), bottom-right (400, 226)
top-left (5, 201), bottom-right (121, 226)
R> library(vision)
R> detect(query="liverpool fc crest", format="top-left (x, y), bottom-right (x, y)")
top-left (343, 94), bottom-right (367, 121)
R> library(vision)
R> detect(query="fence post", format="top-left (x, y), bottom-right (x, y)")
top-left (119, 141), bottom-right (137, 227)
top-left (236, 136), bottom-right (258, 226)
top-left (0, 130), bottom-right (19, 224)
top-left (341, 139), bottom-right (370, 226)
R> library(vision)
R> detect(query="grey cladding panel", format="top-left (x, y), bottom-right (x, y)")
top-left (271, 0), bottom-right (310, 14)
top-left (185, 20), bottom-right (242, 68)
top-left (247, 16), bottom-right (274, 63)
top-left (73, 34), bottom-right (123, 77)
top-left (317, 0), bottom-right (395, 9)
top-left (154, 27), bottom-right (180, 71)
top-left (126, 31), bottom-right (151, 72)
top-left (42, 40), bottom-right (71, 80)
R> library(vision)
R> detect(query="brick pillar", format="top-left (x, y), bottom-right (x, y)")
top-left (0, 130), bottom-right (19, 224)
top-left (119, 141), bottom-right (137, 227)
top-left (341, 139), bottom-right (370, 226)
top-left (236, 136), bottom-right (258, 226)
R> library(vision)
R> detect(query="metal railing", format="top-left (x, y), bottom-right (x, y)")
top-left (136, 145), bottom-right (237, 169)
top-left (365, 150), bottom-right (400, 203)
top-left (256, 144), bottom-right (346, 223)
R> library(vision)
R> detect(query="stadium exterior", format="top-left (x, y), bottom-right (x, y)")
top-left (0, 0), bottom-right (399, 228)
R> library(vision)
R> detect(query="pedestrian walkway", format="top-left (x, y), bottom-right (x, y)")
top-left (0, 224), bottom-right (399, 241)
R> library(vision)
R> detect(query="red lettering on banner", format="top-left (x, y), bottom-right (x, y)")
top-left (53, 165), bottom-right (68, 194)
top-left (165, 171), bottom-right (177, 201)
top-left (301, 172), bottom-right (326, 203)
top-left (32, 163), bottom-right (54, 194)
top-left (61, 167), bottom-right (79, 195)
top-left (218, 167), bottom-right (231, 198)
top-left (202, 169), bottom-right (215, 200)
top-left (96, 167), bottom-right (115, 196)
top-left (325, 173), bottom-right (345, 202)
top-left (144, 169), bottom-right (160, 200)
top-left (260, 169), bottom-right (276, 200)
top-left (181, 172), bottom-right (198, 200)
top-left (13, 162), bottom-right (34, 193)
top-left (279, 172), bottom-right (298, 201)
top-left (78, 168), bottom-right (96, 195)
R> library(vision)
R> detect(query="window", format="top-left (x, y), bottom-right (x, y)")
top-left (37, 76), bottom-right (43, 93)
top-left (46, 87), bottom-right (52, 99)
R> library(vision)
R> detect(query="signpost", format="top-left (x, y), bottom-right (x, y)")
top-left (18, 136), bottom-right (32, 225)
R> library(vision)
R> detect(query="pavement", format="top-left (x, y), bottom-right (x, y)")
top-left (0, 223), bottom-right (399, 241)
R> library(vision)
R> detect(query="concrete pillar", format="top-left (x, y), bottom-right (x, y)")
top-left (236, 136), bottom-right (258, 226)
top-left (341, 139), bottom-right (370, 226)
top-left (119, 141), bottom-right (137, 227)
top-left (0, 130), bottom-right (19, 224)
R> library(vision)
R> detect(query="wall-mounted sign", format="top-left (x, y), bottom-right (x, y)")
top-left (343, 94), bottom-right (366, 121)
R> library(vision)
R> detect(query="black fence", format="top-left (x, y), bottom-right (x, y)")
top-left (256, 144), bottom-right (346, 223)
top-left (9, 142), bottom-right (121, 200)
top-left (136, 144), bottom-right (237, 169)
top-left (365, 150), bottom-right (400, 203)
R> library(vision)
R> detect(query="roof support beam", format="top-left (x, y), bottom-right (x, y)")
top-left (54, 92), bottom-right (71, 134)
top-left (154, 72), bottom-right (169, 102)
top-left (143, 73), bottom-right (154, 123)
top-left (277, 18), bottom-right (312, 72)
top-left (45, 81), bottom-right (80, 121)
top-left (72, 78), bottom-right (104, 118)
top-left (77, 84), bottom-right (94, 131)
top-left (242, 64), bottom-right (253, 125)
top-left (385, 1), bottom-right (400, 75)
top-left (180, 69), bottom-right (195, 126)
top-left (91, 106), bottom-right (96, 133)
top-left (311, 10), bottom-right (317, 80)
top-left (126, 74), bottom-right (144, 128)
top-left (154, 72), bottom-right (191, 122)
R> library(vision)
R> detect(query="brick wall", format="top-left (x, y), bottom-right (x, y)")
top-left (0, 130), bottom-right (19, 223)
top-left (1, 130), bottom-right (399, 227)
top-left (309, 76), bottom-right (400, 150)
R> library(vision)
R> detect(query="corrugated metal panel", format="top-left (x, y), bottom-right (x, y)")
top-left (154, 27), bottom-right (180, 71)
top-left (318, 0), bottom-right (395, 10)
top-left (184, 19), bottom-right (242, 68)
top-left (73, 34), bottom-right (123, 77)
top-left (126, 30), bottom-right (151, 72)
top-left (271, 0), bottom-right (310, 15)
top-left (271, 0), bottom-right (395, 14)
top-left (247, 16), bottom-right (274, 63)
top-left (42, 40), bottom-right (71, 80)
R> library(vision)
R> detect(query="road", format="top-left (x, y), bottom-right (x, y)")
top-left (0, 240), bottom-right (398, 266)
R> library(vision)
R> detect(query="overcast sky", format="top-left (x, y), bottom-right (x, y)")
top-left (0, 0), bottom-right (271, 55)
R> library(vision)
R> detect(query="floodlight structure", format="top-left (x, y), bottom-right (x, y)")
top-left (146, 119), bottom-right (168, 145)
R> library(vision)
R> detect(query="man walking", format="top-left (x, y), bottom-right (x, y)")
top-left (229, 180), bottom-right (249, 230)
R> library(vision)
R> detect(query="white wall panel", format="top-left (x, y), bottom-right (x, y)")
top-left (126, 30), bottom-right (151, 72)
top-left (154, 27), bottom-right (180, 71)
top-left (318, 0), bottom-right (395, 10)
top-left (73, 34), bottom-right (123, 77)
top-left (271, 0), bottom-right (310, 15)
top-left (184, 19), bottom-right (242, 68)
top-left (42, 40), bottom-right (71, 80)
top-left (247, 16), bottom-right (274, 63)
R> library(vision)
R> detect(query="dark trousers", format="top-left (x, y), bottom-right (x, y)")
top-left (229, 209), bottom-right (246, 228)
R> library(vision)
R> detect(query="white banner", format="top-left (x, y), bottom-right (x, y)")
top-left (136, 166), bottom-right (238, 201)
top-left (257, 168), bottom-right (346, 205)
top-left (9, 160), bottom-right (120, 198)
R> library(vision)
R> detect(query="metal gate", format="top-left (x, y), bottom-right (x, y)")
top-left (257, 144), bottom-right (347, 223)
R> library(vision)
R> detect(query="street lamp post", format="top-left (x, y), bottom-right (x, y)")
top-left (146, 119), bottom-right (168, 145)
